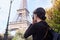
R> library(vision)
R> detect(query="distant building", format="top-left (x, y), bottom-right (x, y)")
top-left (9, 0), bottom-right (30, 34)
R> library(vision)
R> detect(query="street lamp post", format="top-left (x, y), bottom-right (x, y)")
top-left (3, 0), bottom-right (13, 40)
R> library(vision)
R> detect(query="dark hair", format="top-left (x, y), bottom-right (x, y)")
top-left (33, 7), bottom-right (46, 20)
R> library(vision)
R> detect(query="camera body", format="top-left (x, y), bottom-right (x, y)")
top-left (32, 16), bottom-right (37, 24)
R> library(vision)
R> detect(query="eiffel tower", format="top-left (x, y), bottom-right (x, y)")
top-left (9, 0), bottom-right (30, 34)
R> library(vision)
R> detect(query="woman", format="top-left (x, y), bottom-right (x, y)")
top-left (24, 7), bottom-right (53, 40)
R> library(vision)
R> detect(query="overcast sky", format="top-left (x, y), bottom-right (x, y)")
top-left (0, 0), bottom-right (52, 34)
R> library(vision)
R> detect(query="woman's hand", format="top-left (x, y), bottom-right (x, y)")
top-left (32, 18), bottom-right (37, 24)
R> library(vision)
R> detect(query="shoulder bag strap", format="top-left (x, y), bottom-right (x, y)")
top-left (41, 27), bottom-right (49, 40)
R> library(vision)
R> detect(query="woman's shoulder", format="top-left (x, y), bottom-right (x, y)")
top-left (36, 21), bottom-right (49, 27)
top-left (31, 21), bottom-right (49, 27)
top-left (35, 21), bottom-right (47, 25)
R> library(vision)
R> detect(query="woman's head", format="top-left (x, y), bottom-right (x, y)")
top-left (33, 7), bottom-right (46, 21)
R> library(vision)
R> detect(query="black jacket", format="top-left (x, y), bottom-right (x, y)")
top-left (24, 21), bottom-right (53, 40)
